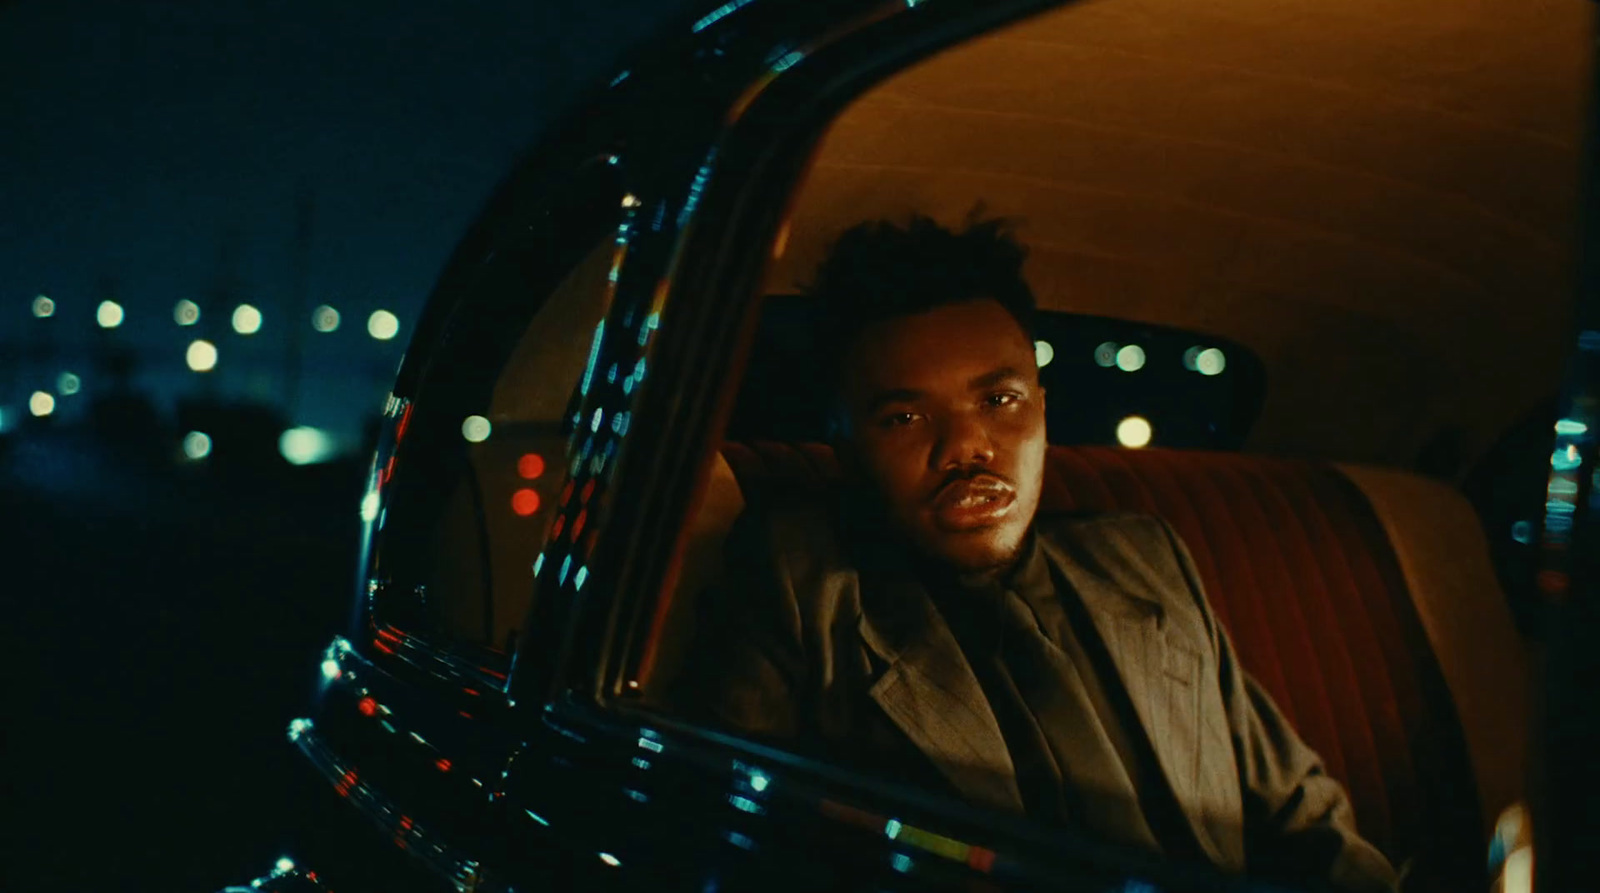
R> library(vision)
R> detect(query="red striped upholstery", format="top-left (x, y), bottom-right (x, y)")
top-left (720, 441), bottom-right (1483, 878)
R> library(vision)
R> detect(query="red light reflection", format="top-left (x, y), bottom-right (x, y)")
top-left (517, 453), bottom-right (545, 479)
top-left (358, 696), bottom-right (378, 717)
top-left (512, 489), bottom-right (541, 516)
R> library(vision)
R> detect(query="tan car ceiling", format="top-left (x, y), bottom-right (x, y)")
top-left (767, 0), bottom-right (1592, 469)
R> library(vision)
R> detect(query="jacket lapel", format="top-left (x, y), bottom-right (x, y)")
top-left (855, 571), bottom-right (1025, 814)
top-left (1039, 530), bottom-right (1231, 865)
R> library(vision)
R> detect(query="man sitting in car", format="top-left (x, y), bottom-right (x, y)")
top-left (683, 213), bottom-right (1398, 893)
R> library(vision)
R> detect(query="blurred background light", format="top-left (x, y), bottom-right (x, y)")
top-left (173, 299), bottom-right (201, 326)
top-left (461, 414), bottom-right (491, 443)
top-left (311, 304), bottom-right (341, 333)
top-left (1115, 344), bottom-right (1146, 372)
top-left (57, 372), bottom-right (81, 395)
top-left (518, 453), bottom-right (545, 479)
top-left (232, 303), bottom-right (263, 335)
top-left (1183, 346), bottom-right (1201, 371)
top-left (275, 857), bottom-right (296, 874)
top-left (186, 339), bottom-right (219, 372)
top-left (367, 309), bottom-right (400, 341)
top-left (1196, 347), bottom-right (1227, 376)
top-left (31, 295), bottom-right (55, 318)
top-left (182, 431), bottom-right (213, 460)
top-left (512, 488), bottom-right (541, 516)
top-left (320, 658), bottom-right (340, 680)
top-left (1034, 339), bottom-right (1054, 368)
top-left (28, 391), bottom-right (55, 417)
top-left (278, 426), bottom-right (336, 465)
top-left (1093, 341), bottom-right (1118, 368)
top-left (1116, 415), bottom-right (1153, 448)
top-left (96, 300), bottom-right (124, 328)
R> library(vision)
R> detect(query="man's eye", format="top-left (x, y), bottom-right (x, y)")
top-left (986, 392), bottom-right (1021, 408)
top-left (881, 412), bottom-right (920, 428)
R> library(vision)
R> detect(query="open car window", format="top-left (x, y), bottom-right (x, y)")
top-left (604, 0), bottom-right (1585, 889)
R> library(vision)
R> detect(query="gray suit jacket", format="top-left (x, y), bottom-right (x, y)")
top-left (691, 499), bottom-right (1398, 893)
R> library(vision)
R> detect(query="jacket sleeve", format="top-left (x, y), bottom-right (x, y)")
top-left (1157, 520), bottom-right (1401, 893)
top-left (674, 508), bottom-right (807, 739)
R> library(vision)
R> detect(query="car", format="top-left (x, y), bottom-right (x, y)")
top-left (261, 0), bottom-right (1600, 890)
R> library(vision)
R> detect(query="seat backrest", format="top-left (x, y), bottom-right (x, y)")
top-left (679, 441), bottom-right (1526, 871)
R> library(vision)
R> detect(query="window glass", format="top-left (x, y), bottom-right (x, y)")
top-left (367, 177), bottom-right (619, 664)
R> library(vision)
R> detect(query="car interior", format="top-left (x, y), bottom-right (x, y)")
top-left (626, 0), bottom-right (1590, 884)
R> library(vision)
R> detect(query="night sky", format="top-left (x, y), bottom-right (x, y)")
top-left (1, 0), bottom-right (685, 447)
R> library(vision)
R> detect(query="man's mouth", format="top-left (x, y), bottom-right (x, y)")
top-left (931, 476), bottom-right (1016, 531)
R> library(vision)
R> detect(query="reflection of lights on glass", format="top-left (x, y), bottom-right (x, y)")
top-left (892, 854), bottom-right (914, 874)
top-left (730, 795), bottom-right (762, 814)
top-left (312, 304), bottom-right (340, 333)
top-left (360, 490), bottom-right (380, 522)
top-left (637, 736), bottom-right (664, 753)
top-left (174, 299), bottom-right (201, 326)
top-left (28, 391), bottom-right (54, 417)
top-left (518, 453), bottom-right (545, 479)
top-left (275, 858), bottom-right (295, 875)
top-left (367, 310), bottom-right (400, 341)
top-left (287, 717), bottom-right (311, 741)
top-left (57, 372), bottom-right (80, 395)
top-left (1183, 346), bottom-right (1202, 371)
top-left (1034, 340), bottom-right (1054, 368)
top-left (321, 658), bottom-right (341, 680)
top-left (574, 565), bottom-right (589, 590)
top-left (358, 696), bottom-right (377, 717)
top-left (96, 300), bottom-right (124, 328)
top-left (1116, 416), bottom-right (1153, 448)
top-left (1115, 344), bottom-right (1146, 372)
top-left (1552, 445), bottom-right (1582, 471)
top-left (533, 552), bottom-right (545, 577)
top-left (186, 339), bottom-right (219, 372)
top-left (749, 770), bottom-right (770, 792)
top-left (885, 819), bottom-right (903, 839)
top-left (1555, 419), bottom-right (1588, 436)
top-left (598, 853), bottom-right (621, 868)
top-left (1093, 341), bottom-right (1118, 368)
top-left (232, 304), bottom-right (263, 334)
top-left (525, 809), bottom-right (550, 826)
top-left (183, 431), bottom-right (213, 460)
top-left (32, 295), bottom-right (55, 318)
top-left (1511, 520), bottom-right (1534, 544)
top-left (279, 426), bottom-right (336, 465)
top-left (512, 488), bottom-right (541, 516)
top-left (461, 415), bottom-right (491, 443)
top-left (1197, 348), bottom-right (1227, 376)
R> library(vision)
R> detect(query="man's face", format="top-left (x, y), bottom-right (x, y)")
top-left (837, 299), bottom-right (1047, 573)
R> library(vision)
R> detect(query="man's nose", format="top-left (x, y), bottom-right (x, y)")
top-left (933, 412), bottom-right (996, 470)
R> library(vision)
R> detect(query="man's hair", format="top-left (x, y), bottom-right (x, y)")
top-left (805, 211), bottom-right (1037, 385)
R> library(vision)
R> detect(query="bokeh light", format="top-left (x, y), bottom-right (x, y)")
top-left (461, 415), bottom-right (491, 443)
top-left (279, 426), bottom-right (336, 465)
top-left (183, 431), bottom-right (213, 460)
top-left (360, 490), bottom-right (381, 523)
top-left (518, 453), bottom-right (546, 479)
top-left (1197, 348), bottom-right (1227, 376)
top-left (1116, 415), bottom-right (1153, 448)
top-left (186, 339), bottom-right (219, 372)
top-left (1183, 346), bottom-right (1202, 371)
top-left (1093, 341), bottom-right (1118, 368)
top-left (57, 372), bottom-right (80, 395)
top-left (31, 295), bottom-right (55, 318)
top-left (232, 303), bottom-right (263, 335)
top-left (1115, 344), bottom-right (1146, 372)
top-left (173, 299), bottom-right (201, 326)
top-left (512, 488), bottom-right (541, 516)
top-left (28, 391), bottom-right (55, 417)
top-left (367, 309), bottom-right (400, 341)
top-left (1034, 340), bottom-right (1054, 368)
top-left (312, 304), bottom-right (340, 333)
top-left (96, 300), bottom-right (124, 328)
